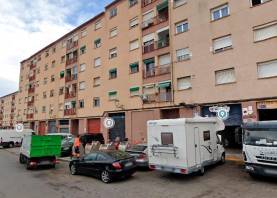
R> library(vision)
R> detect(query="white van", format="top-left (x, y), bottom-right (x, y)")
top-left (0, 129), bottom-right (34, 148)
top-left (147, 117), bottom-right (225, 175)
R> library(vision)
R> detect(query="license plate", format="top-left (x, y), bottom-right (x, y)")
top-left (125, 162), bottom-right (133, 167)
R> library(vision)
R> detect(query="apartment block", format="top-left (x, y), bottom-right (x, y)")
top-left (16, 0), bottom-right (277, 146)
top-left (0, 92), bottom-right (17, 129)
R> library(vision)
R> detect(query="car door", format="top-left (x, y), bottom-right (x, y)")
top-left (94, 154), bottom-right (110, 177)
top-left (82, 153), bottom-right (98, 175)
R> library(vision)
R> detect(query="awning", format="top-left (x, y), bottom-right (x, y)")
top-left (60, 71), bottom-right (64, 77)
top-left (159, 81), bottom-right (171, 88)
top-left (143, 58), bottom-right (154, 64)
top-left (109, 68), bottom-right (117, 73)
top-left (94, 38), bottom-right (101, 43)
top-left (109, 91), bottom-right (117, 96)
top-left (130, 87), bottom-right (139, 92)
top-left (130, 62), bottom-right (139, 68)
top-left (80, 45), bottom-right (86, 50)
top-left (157, 0), bottom-right (168, 11)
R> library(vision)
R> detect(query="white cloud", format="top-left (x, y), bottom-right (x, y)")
top-left (0, 0), bottom-right (82, 87)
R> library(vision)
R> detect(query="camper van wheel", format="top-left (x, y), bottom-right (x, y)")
top-left (198, 167), bottom-right (205, 176)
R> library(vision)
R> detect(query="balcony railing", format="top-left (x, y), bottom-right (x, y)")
top-left (28, 87), bottom-right (35, 94)
top-left (30, 63), bottom-right (36, 70)
top-left (27, 100), bottom-right (34, 107)
top-left (65, 74), bottom-right (78, 83)
top-left (64, 108), bottom-right (76, 116)
top-left (143, 39), bottom-right (170, 54)
top-left (66, 57), bottom-right (78, 66)
top-left (26, 114), bottom-right (34, 119)
top-left (142, 15), bottom-right (169, 30)
top-left (65, 92), bottom-right (77, 99)
top-left (143, 92), bottom-right (172, 104)
top-left (143, 64), bottom-right (171, 78)
top-left (29, 75), bottom-right (36, 81)
top-left (142, 0), bottom-right (157, 7)
top-left (66, 41), bottom-right (78, 51)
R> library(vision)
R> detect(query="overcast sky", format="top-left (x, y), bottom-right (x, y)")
top-left (0, 0), bottom-right (113, 97)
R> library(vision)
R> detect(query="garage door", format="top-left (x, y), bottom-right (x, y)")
top-left (109, 113), bottom-right (125, 141)
top-left (48, 120), bottom-right (56, 134)
top-left (87, 118), bottom-right (101, 133)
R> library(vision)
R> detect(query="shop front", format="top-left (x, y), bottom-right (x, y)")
top-left (257, 100), bottom-right (277, 121)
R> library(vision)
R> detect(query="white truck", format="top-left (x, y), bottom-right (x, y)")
top-left (243, 121), bottom-right (277, 178)
top-left (0, 129), bottom-right (34, 148)
top-left (147, 117), bottom-right (225, 175)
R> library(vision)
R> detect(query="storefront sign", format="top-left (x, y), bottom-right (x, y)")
top-left (257, 100), bottom-right (277, 109)
top-left (242, 106), bottom-right (253, 116)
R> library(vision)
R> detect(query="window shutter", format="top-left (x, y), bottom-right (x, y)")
top-left (213, 36), bottom-right (232, 51)
top-left (143, 33), bottom-right (155, 43)
top-left (254, 24), bottom-right (277, 42)
top-left (177, 77), bottom-right (191, 90)
top-left (130, 40), bottom-right (139, 50)
top-left (215, 68), bottom-right (236, 84)
top-left (258, 60), bottom-right (277, 78)
top-left (143, 85), bottom-right (155, 94)
top-left (159, 54), bottom-right (171, 66)
top-left (143, 11), bottom-right (154, 22)
top-left (130, 17), bottom-right (139, 27)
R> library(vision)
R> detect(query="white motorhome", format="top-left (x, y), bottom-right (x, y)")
top-left (243, 121), bottom-right (277, 178)
top-left (147, 117), bottom-right (225, 175)
top-left (0, 129), bottom-right (34, 148)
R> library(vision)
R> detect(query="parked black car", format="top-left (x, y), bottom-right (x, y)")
top-left (69, 150), bottom-right (137, 183)
top-left (79, 133), bottom-right (105, 146)
top-left (126, 144), bottom-right (149, 168)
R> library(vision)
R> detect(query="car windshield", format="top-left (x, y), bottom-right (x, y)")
top-left (106, 151), bottom-right (131, 160)
top-left (128, 145), bottom-right (147, 152)
top-left (243, 129), bottom-right (277, 147)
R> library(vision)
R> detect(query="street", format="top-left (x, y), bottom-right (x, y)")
top-left (0, 148), bottom-right (276, 198)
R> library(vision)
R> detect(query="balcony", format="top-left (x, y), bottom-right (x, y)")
top-left (29, 75), bottom-right (36, 81)
top-left (66, 41), bottom-right (78, 51)
top-left (30, 63), bottom-right (36, 70)
top-left (143, 38), bottom-right (170, 54)
top-left (64, 108), bottom-right (76, 116)
top-left (65, 92), bottom-right (77, 99)
top-left (143, 64), bottom-right (171, 79)
top-left (28, 87), bottom-right (35, 94)
top-left (142, 14), bottom-right (168, 30)
top-left (26, 114), bottom-right (34, 119)
top-left (65, 74), bottom-right (77, 83)
top-left (27, 100), bottom-right (34, 107)
top-left (66, 57), bottom-right (78, 66)
top-left (142, 0), bottom-right (157, 7)
top-left (143, 92), bottom-right (172, 104)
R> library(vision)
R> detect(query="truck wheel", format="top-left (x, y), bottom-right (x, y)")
top-left (25, 159), bottom-right (31, 170)
top-left (198, 167), bottom-right (205, 176)
top-left (19, 154), bottom-right (24, 164)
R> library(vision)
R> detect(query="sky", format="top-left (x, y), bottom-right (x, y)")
top-left (0, 0), bottom-right (113, 97)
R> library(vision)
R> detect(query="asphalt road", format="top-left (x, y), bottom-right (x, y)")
top-left (0, 148), bottom-right (277, 198)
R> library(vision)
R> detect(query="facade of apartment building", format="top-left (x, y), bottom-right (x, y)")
top-left (0, 92), bottom-right (17, 129)
top-left (16, 0), bottom-right (277, 145)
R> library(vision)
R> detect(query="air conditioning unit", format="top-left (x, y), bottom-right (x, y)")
top-left (141, 95), bottom-right (149, 102)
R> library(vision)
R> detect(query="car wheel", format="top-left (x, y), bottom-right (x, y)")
top-left (198, 166), bottom-right (205, 176)
top-left (9, 142), bottom-right (14, 148)
top-left (70, 164), bottom-right (78, 175)
top-left (101, 170), bottom-right (111, 183)
top-left (220, 153), bottom-right (225, 164)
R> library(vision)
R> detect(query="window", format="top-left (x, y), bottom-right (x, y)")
top-left (59, 87), bottom-right (64, 95)
top-left (43, 92), bottom-right (47, 99)
top-left (95, 20), bottom-right (102, 30)
top-left (93, 77), bottom-right (100, 87)
top-left (44, 64), bottom-right (48, 71)
top-left (79, 81), bottom-right (85, 90)
top-left (80, 63), bottom-right (86, 72)
top-left (130, 62), bottom-right (139, 74)
top-left (130, 86), bottom-right (140, 96)
top-left (251, 0), bottom-right (270, 6)
top-left (51, 60), bottom-right (55, 68)
top-left (93, 97), bottom-right (100, 107)
top-left (61, 56), bottom-right (65, 63)
top-left (51, 75), bottom-right (55, 82)
top-left (142, 11), bottom-right (154, 28)
top-left (175, 20), bottom-right (189, 34)
top-left (108, 91), bottom-right (117, 100)
top-left (109, 68), bottom-right (117, 79)
top-left (109, 48), bottom-right (117, 59)
top-left (213, 35), bottom-right (232, 53)
top-left (94, 38), bottom-right (101, 48)
top-left (84, 153), bottom-right (98, 161)
top-left (52, 47), bottom-right (56, 54)
top-left (161, 132), bottom-right (173, 145)
top-left (203, 131), bottom-right (211, 141)
top-left (50, 90), bottom-right (54, 97)
top-left (176, 48), bottom-right (191, 61)
top-left (45, 50), bottom-right (49, 57)
top-left (130, 17), bottom-right (139, 29)
top-left (174, 0), bottom-right (187, 7)
top-left (158, 53), bottom-right (171, 66)
top-left (257, 59), bottom-right (277, 78)
top-left (129, 0), bottom-right (138, 7)
top-left (80, 46), bottom-right (86, 54)
top-left (79, 99), bottom-right (84, 108)
top-left (42, 106), bottom-right (46, 113)
top-left (94, 57), bottom-right (101, 67)
top-left (110, 27), bottom-right (118, 38)
top-left (43, 78), bottom-right (48, 85)
top-left (254, 22), bottom-right (277, 42)
top-left (211, 4), bottom-right (229, 21)
top-left (110, 7), bottom-right (117, 18)
top-left (129, 39), bottom-right (139, 51)
top-left (177, 76), bottom-right (192, 90)
top-left (215, 68), bottom-right (236, 85)
top-left (81, 29), bottom-right (87, 37)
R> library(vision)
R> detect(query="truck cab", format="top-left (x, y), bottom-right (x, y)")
top-left (243, 121), bottom-right (277, 178)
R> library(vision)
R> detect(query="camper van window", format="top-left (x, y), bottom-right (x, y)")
top-left (161, 132), bottom-right (173, 145)
top-left (203, 131), bottom-right (211, 141)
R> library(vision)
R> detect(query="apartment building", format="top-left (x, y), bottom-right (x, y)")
top-left (0, 92), bottom-right (17, 129)
top-left (16, 0), bottom-right (277, 146)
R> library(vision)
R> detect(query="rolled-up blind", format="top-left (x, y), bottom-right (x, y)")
top-left (258, 60), bottom-right (277, 78)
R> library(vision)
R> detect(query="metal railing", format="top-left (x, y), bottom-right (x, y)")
top-left (142, 14), bottom-right (169, 30)
top-left (66, 57), bottom-right (78, 66)
top-left (143, 92), bottom-right (172, 103)
top-left (65, 92), bottom-right (77, 99)
top-left (64, 109), bottom-right (76, 116)
top-left (143, 38), bottom-right (170, 54)
top-left (66, 41), bottom-right (78, 51)
top-left (143, 64), bottom-right (171, 78)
